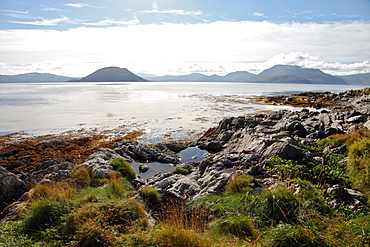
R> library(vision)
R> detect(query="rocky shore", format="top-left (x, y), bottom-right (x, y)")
top-left (1, 88), bottom-right (369, 220)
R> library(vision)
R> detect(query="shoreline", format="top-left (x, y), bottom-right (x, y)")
top-left (1, 88), bottom-right (369, 175)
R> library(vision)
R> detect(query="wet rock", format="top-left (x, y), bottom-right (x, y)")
top-left (114, 140), bottom-right (179, 164)
top-left (139, 164), bottom-right (150, 173)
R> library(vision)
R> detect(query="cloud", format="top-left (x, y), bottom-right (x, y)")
top-left (83, 16), bottom-right (139, 26)
top-left (139, 9), bottom-right (203, 16)
top-left (64, 3), bottom-right (86, 8)
top-left (41, 6), bottom-right (64, 12)
top-left (247, 52), bottom-right (370, 75)
top-left (63, 3), bottom-right (104, 8)
top-left (0, 21), bottom-right (369, 76)
top-left (0, 9), bottom-right (28, 14)
top-left (253, 12), bottom-right (268, 18)
top-left (286, 9), bottom-right (312, 16)
top-left (9, 15), bottom-right (69, 26)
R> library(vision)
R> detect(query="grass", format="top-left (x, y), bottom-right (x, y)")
top-left (1, 129), bottom-right (369, 246)
top-left (108, 158), bottom-right (136, 181)
top-left (173, 167), bottom-right (190, 175)
top-left (139, 186), bottom-right (162, 206)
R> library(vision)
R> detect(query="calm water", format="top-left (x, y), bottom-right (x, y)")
top-left (0, 82), bottom-right (364, 140)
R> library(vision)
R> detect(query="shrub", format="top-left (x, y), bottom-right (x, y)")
top-left (153, 224), bottom-right (214, 247)
top-left (264, 223), bottom-right (324, 247)
top-left (21, 199), bottom-right (70, 234)
top-left (208, 215), bottom-right (258, 239)
top-left (139, 186), bottom-right (162, 205)
top-left (226, 174), bottom-right (253, 194)
top-left (106, 174), bottom-right (133, 198)
top-left (174, 167), bottom-right (190, 175)
top-left (70, 166), bottom-right (91, 188)
top-left (267, 156), bottom-right (308, 181)
top-left (347, 136), bottom-right (370, 197)
top-left (108, 158), bottom-right (136, 181)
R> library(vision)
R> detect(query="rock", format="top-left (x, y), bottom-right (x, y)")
top-left (139, 164), bottom-right (150, 173)
top-left (168, 177), bottom-right (201, 197)
top-left (195, 172), bottom-right (232, 198)
top-left (198, 141), bottom-right (223, 152)
top-left (263, 142), bottom-right (307, 160)
top-left (114, 140), bottom-right (180, 164)
top-left (325, 184), bottom-right (367, 209)
top-left (82, 148), bottom-right (124, 179)
top-left (0, 166), bottom-right (27, 212)
top-left (347, 115), bottom-right (365, 123)
top-left (26, 159), bottom-right (74, 186)
top-left (364, 120), bottom-right (370, 129)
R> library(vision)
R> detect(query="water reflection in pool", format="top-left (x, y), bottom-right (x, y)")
top-left (132, 146), bottom-right (208, 180)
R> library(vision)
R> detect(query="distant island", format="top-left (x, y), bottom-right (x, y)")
top-left (1, 65), bottom-right (369, 85)
top-left (70, 67), bottom-right (147, 82)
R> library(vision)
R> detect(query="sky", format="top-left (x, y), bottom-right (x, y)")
top-left (0, 0), bottom-right (369, 77)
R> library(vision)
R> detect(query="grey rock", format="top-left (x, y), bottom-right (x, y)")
top-left (82, 148), bottom-right (124, 179)
top-left (168, 177), bottom-right (201, 196)
top-left (263, 141), bottom-right (307, 160)
top-left (0, 166), bottom-right (27, 211)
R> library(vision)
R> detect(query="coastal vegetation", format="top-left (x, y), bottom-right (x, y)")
top-left (0, 129), bottom-right (369, 246)
top-left (0, 88), bottom-right (369, 246)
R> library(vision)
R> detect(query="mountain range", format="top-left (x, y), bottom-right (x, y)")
top-left (0, 72), bottom-right (74, 83)
top-left (1, 65), bottom-right (369, 85)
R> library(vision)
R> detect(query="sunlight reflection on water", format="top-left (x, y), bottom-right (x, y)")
top-left (0, 82), bottom-right (364, 138)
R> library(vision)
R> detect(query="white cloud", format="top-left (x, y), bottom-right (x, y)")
top-left (83, 16), bottom-right (139, 26)
top-left (63, 3), bottom-right (104, 8)
top-left (139, 9), bottom-right (203, 16)
top-left (9, 15), bottom-right (69, 26)
top-left (0, 9), bottom-right (28, 14)
top-left (64, 3), bottom-right (85, 8)
top-left (246, 52), bottom-right (370, 75)
top-left (0, 21), bottom-right (369, 76)
top-left (253, 12), bottom-right (267, 18)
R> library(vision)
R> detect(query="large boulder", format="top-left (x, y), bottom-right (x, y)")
top-left (263, 141), bottom-right (308, 160)
top-left (0, 166), bottom-right (27, 212)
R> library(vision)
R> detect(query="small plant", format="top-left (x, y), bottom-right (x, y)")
top-left (108, 158), bottom-right (136, 181)
top-left (70, 166), bottom-right (91, 187)
top-left (263, 223), bottom-right (322, 247)
top-left (208, 215), bottom-right (258, 239)
top-left (21, 199), bottom-right (70, 234)
top-left (267, 156), bottom-right (308, 181)
top-left (174, 167), bottom-right (190, 175)
top-left (139, 186), bottom-right (162, 205)
top-left (347, 135), bottom-right (370, 197)
top-left (226, 174), bottom-right (253, 194)
top-left (106, 173), bottom-right (134, 198)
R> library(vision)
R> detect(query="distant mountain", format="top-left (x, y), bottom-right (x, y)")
top-left (222, 71), bottom-right (257, 82)
top-left (75, 67), bottom-right (147, 82)
top-left (255, 75), bottom-right (313, 84)
top-left (146, 65), bottom-right (350, 84)
top-left (147, 73), bottom-right (223, 82)
top-left (254, 65), bottom-right (347, 84)
top-left (147, 71), bottom-right (256, 82)
top-left (0, 72), bottom-right (74, 83)
top-left (339, 73), bottom-right (370, 85)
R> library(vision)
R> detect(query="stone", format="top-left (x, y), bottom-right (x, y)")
top-left (139, 164), bottom-right (150, 173)
top-left (0, 166), bottom-right (27, 212)
top-left (263, 141), bottom-right (307, 160)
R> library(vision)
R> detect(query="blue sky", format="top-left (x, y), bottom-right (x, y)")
top-left (0, 0), bottom-right (369, 76)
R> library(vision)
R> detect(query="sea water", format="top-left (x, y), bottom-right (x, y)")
top-left (0, 82), bottom-right (364, 139)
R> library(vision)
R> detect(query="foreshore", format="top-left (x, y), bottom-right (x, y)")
top-left (1, 87), bottom-right (369, 211)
